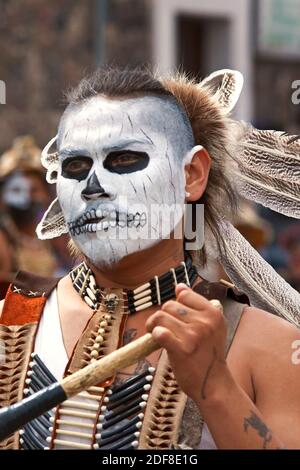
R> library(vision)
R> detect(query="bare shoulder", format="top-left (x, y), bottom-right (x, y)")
top-left (237, 305), bottom-right (300, 353)
top-left (232, 305), bottom-right (300, 394)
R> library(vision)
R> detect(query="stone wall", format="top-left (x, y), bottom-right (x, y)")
top-left (105, 0), bottom-right (151, 67)
top-left (0, 0), bottom-right (151, 153)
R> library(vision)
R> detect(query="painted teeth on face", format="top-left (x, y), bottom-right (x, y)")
top-left (140, 213), bottom-right (147, 227)
top-left (133, 214), bottom-right (141, 228)
top-left (67, 210), bottom-right (148, 236)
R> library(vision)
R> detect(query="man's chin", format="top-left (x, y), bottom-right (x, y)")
top-left (73, 236), bottom-right (161, 270)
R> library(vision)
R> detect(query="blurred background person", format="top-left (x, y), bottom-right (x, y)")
top-left (0, 136), bottom-right (72, 298)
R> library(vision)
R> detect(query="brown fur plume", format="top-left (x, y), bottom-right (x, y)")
top-left (162, 74), bottom-right (237, 263)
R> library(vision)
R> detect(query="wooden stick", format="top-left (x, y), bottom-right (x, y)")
top-left (61, 333), bottom-right (159, 397)
top-left (0, 333), bottom-right (159, 442)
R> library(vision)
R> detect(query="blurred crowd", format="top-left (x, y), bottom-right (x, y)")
top-left (0, 135), bottom-right (73, 298)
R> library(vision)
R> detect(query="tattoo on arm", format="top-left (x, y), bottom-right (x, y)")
top-left (200, 347), bottom-right (225, 400)
top-left (122, 328), bottom-right (137, 345)
top-left (243, 411), bottom-right (273, 449)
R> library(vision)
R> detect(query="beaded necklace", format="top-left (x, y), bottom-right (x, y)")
top-left (70, 256), bottom-right (198, 314)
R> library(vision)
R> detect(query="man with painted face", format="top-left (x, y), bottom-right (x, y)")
top-left (1, 68), bottom-right (300, 450)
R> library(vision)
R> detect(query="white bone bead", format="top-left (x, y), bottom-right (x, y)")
top-left (86, 287), bottom-right (96, 301)
top-left (55, 429), bottom-right (93, 439)
top-left (63, 400), bottom-right (99, 411)
top-left (133, 288), bottom-right (151, 300)
top-left (134, 295), bottom-right (152, 307)
top-left (56, 419), bottom-right (94, 429)
top-left (84, 296), bottom-right (94, 308)
top-left (59, 409), bottom-right (96, 419)
top-left (133, 282), bottom-right (150, 294)
top-left (135, 301), bottom-right (153, 311)
top-left (53, 439), bottom-right (91, 449)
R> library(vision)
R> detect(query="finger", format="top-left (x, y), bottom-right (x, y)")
top-left (161, 300), bottom-right (198, 322)
top-left (146, 310), bottom-right (187, 338)
top-left (209, 299), bottom-right (223, 314)
top-left (151, 326), bottom-right (182, 354)
top-left (176, 289), bottom-right (214, 312)
top-left (175, 283), bottom-right (191, 297)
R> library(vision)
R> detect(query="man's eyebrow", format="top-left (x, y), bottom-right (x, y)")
top-left (58, 138), bottom-right (153, 158)
top-left (58, 148), bottom-right (91, 158)
top-left (103, 138), bottom-right (153, 152)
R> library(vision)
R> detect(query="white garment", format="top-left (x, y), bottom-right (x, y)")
top-left (198, 423), bottom-right (217, 449)
top-left (34, 288), bottom-right (68, 380)
top-left (34, 289), bottom-right (98, 449)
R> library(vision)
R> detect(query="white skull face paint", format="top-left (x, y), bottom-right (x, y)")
top-left (57, 95), bottom-right (195, 268)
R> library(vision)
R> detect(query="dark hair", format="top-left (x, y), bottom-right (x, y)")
top-left (66, 67), bottom-right (171, 104)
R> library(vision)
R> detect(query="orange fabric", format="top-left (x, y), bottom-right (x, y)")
top-left (1, 284), bottom-right (46, 326)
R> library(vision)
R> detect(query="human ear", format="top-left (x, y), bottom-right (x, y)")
top-left (184, 146), bottom-right (211, 202)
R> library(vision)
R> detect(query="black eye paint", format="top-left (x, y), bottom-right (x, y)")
top-left (61, 156), bottom-right (93, 181)
top-left (103, 151), bottom-right (149, 174)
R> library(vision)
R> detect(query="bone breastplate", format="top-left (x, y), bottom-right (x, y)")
top-left (0, 271), bottom-right (248, 449)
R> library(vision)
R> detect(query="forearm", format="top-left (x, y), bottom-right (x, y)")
top-left (195, 365), bottom-right (285, 449)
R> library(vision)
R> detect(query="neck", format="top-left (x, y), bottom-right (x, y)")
top-left (87, 239), bottom-right (185, 289)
